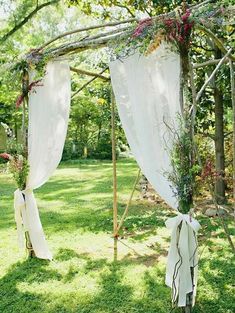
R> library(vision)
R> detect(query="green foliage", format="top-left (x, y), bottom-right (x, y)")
top-left (65, 74), bottom-right (126, 160)
top-left (67, 0), bottom-right (198, 19)
top-left (2, 134), bottom-right (29, 189)
top-left (61, 139), bottom-right (74, 161)
top-left (166, 117), bottom-right (201, 213)
top-left (8, 155), bottom-right (29, 190)
top-left (92, 129), bottom-right (112, 159)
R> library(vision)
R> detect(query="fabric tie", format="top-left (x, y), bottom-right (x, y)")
top-left (14, 189), bottom-right (27, 249)
top-left (165, 213), bottom-right (201, 307)
top-left (14, 189), bottom-right (52, 260)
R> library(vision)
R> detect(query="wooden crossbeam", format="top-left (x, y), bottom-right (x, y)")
top-left (71, 67), bottom-right (109, 98)
top-left (70, 66), bottom-right (110, 81)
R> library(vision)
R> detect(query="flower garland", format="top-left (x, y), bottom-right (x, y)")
top-left (111, 2), bottom-right (227, 60)
top-left (136, 9), bottom-right (194, 56)
top-left (0, 123), bottom-right (29, 190)
top-left (16, 79), bottom-right (43, 108)
top-left (13, 49), bottom-right (47, 108)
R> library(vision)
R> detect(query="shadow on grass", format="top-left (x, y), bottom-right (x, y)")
top-left (194, 255), bottom-right (235, 313)
top-left (50, 250), bottom-right (172, 313)
top-left (0, 248), bottom-right (171, 313)
top-left (0, 245), bottom-right (234, 313)
top-left (0, 258), bottom-right (62, 313)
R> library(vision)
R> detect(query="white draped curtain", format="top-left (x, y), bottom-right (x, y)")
top-left (109, 44), bottom-right (180, 209)
top-left (109, 44), bottom-right (200, 307)
top-left (14, 61), bottom-right (71, 260)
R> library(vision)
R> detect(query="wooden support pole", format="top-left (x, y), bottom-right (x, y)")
top-left (180, 20), bottom-right (194, 308)
top-left (116, 168), bottom-right (141, 234)
top-left (111, 88), bottom-right (118, 261)
top-left (230, 59), bottom-right (235, 217)
top-left (189, 61), bottom-right (197, 128)
top-left (22, 70), bottom-right (35, 258)
top-left (179, 56), bottom-right (185, 116)
top-left (22, 71), bottom-right (28, 150)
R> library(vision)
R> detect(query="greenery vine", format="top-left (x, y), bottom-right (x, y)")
top-left (0, 137), bottom-right (29, 190)
top-left (165, 116), bottom-right (201, 213)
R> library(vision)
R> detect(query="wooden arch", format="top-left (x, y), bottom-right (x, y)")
top-left (17, 1), bottom-right (234, 310)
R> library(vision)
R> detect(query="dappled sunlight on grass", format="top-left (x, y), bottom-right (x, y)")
top-left (0, 159), bottom-right (234, 313)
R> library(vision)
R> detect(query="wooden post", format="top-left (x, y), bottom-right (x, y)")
top-left (116, 168), bottom-right (141, 234)
top-left (230, 60), bottom-right (235, 217)
top-left (22, 69), bottom-right (35, 258)
top-left (22, 71), bottom-right (28, 150)
top-left (180, 37), bottom-right (194, 313)
top-left (111, 88), bottom-right (118, 261)
top-left (179, 56), bottom-right (185, 116)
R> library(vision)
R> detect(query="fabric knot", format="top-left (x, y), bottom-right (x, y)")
top-left (165, 213), bottom-right (200, 307)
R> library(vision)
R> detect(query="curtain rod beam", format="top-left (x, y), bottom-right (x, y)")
top-left (39, 19), bottom-right (137, 51)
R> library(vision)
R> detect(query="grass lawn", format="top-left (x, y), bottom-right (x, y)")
top-left (0, 159), bottom-right (234, 313)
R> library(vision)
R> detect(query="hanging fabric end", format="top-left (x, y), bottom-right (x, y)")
top-left (165, 213), bottom-right (200, 307)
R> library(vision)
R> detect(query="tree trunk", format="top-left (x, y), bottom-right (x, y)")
top-left (230, 60), bottom-right (235, 216)
top-left (213, 48), bottom-right (226, 204)
top-left (83, 146), bottom-right (88, 158)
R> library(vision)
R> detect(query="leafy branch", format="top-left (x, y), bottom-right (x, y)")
top-left (1, 0), bottom-right (60, 43)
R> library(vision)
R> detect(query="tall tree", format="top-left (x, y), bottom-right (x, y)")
top-left (213, 47), bottom-right (226, 203)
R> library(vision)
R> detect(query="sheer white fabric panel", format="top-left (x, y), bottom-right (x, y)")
top-left (109, 44), bottom-right (180, 210)
top-left (28, 61), bottom-right (71, 189)
top-left (14, 61), bottom-right (71, 260)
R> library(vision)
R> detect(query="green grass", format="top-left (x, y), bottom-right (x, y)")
top-left (0, 159), bottom-right (234, 313)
